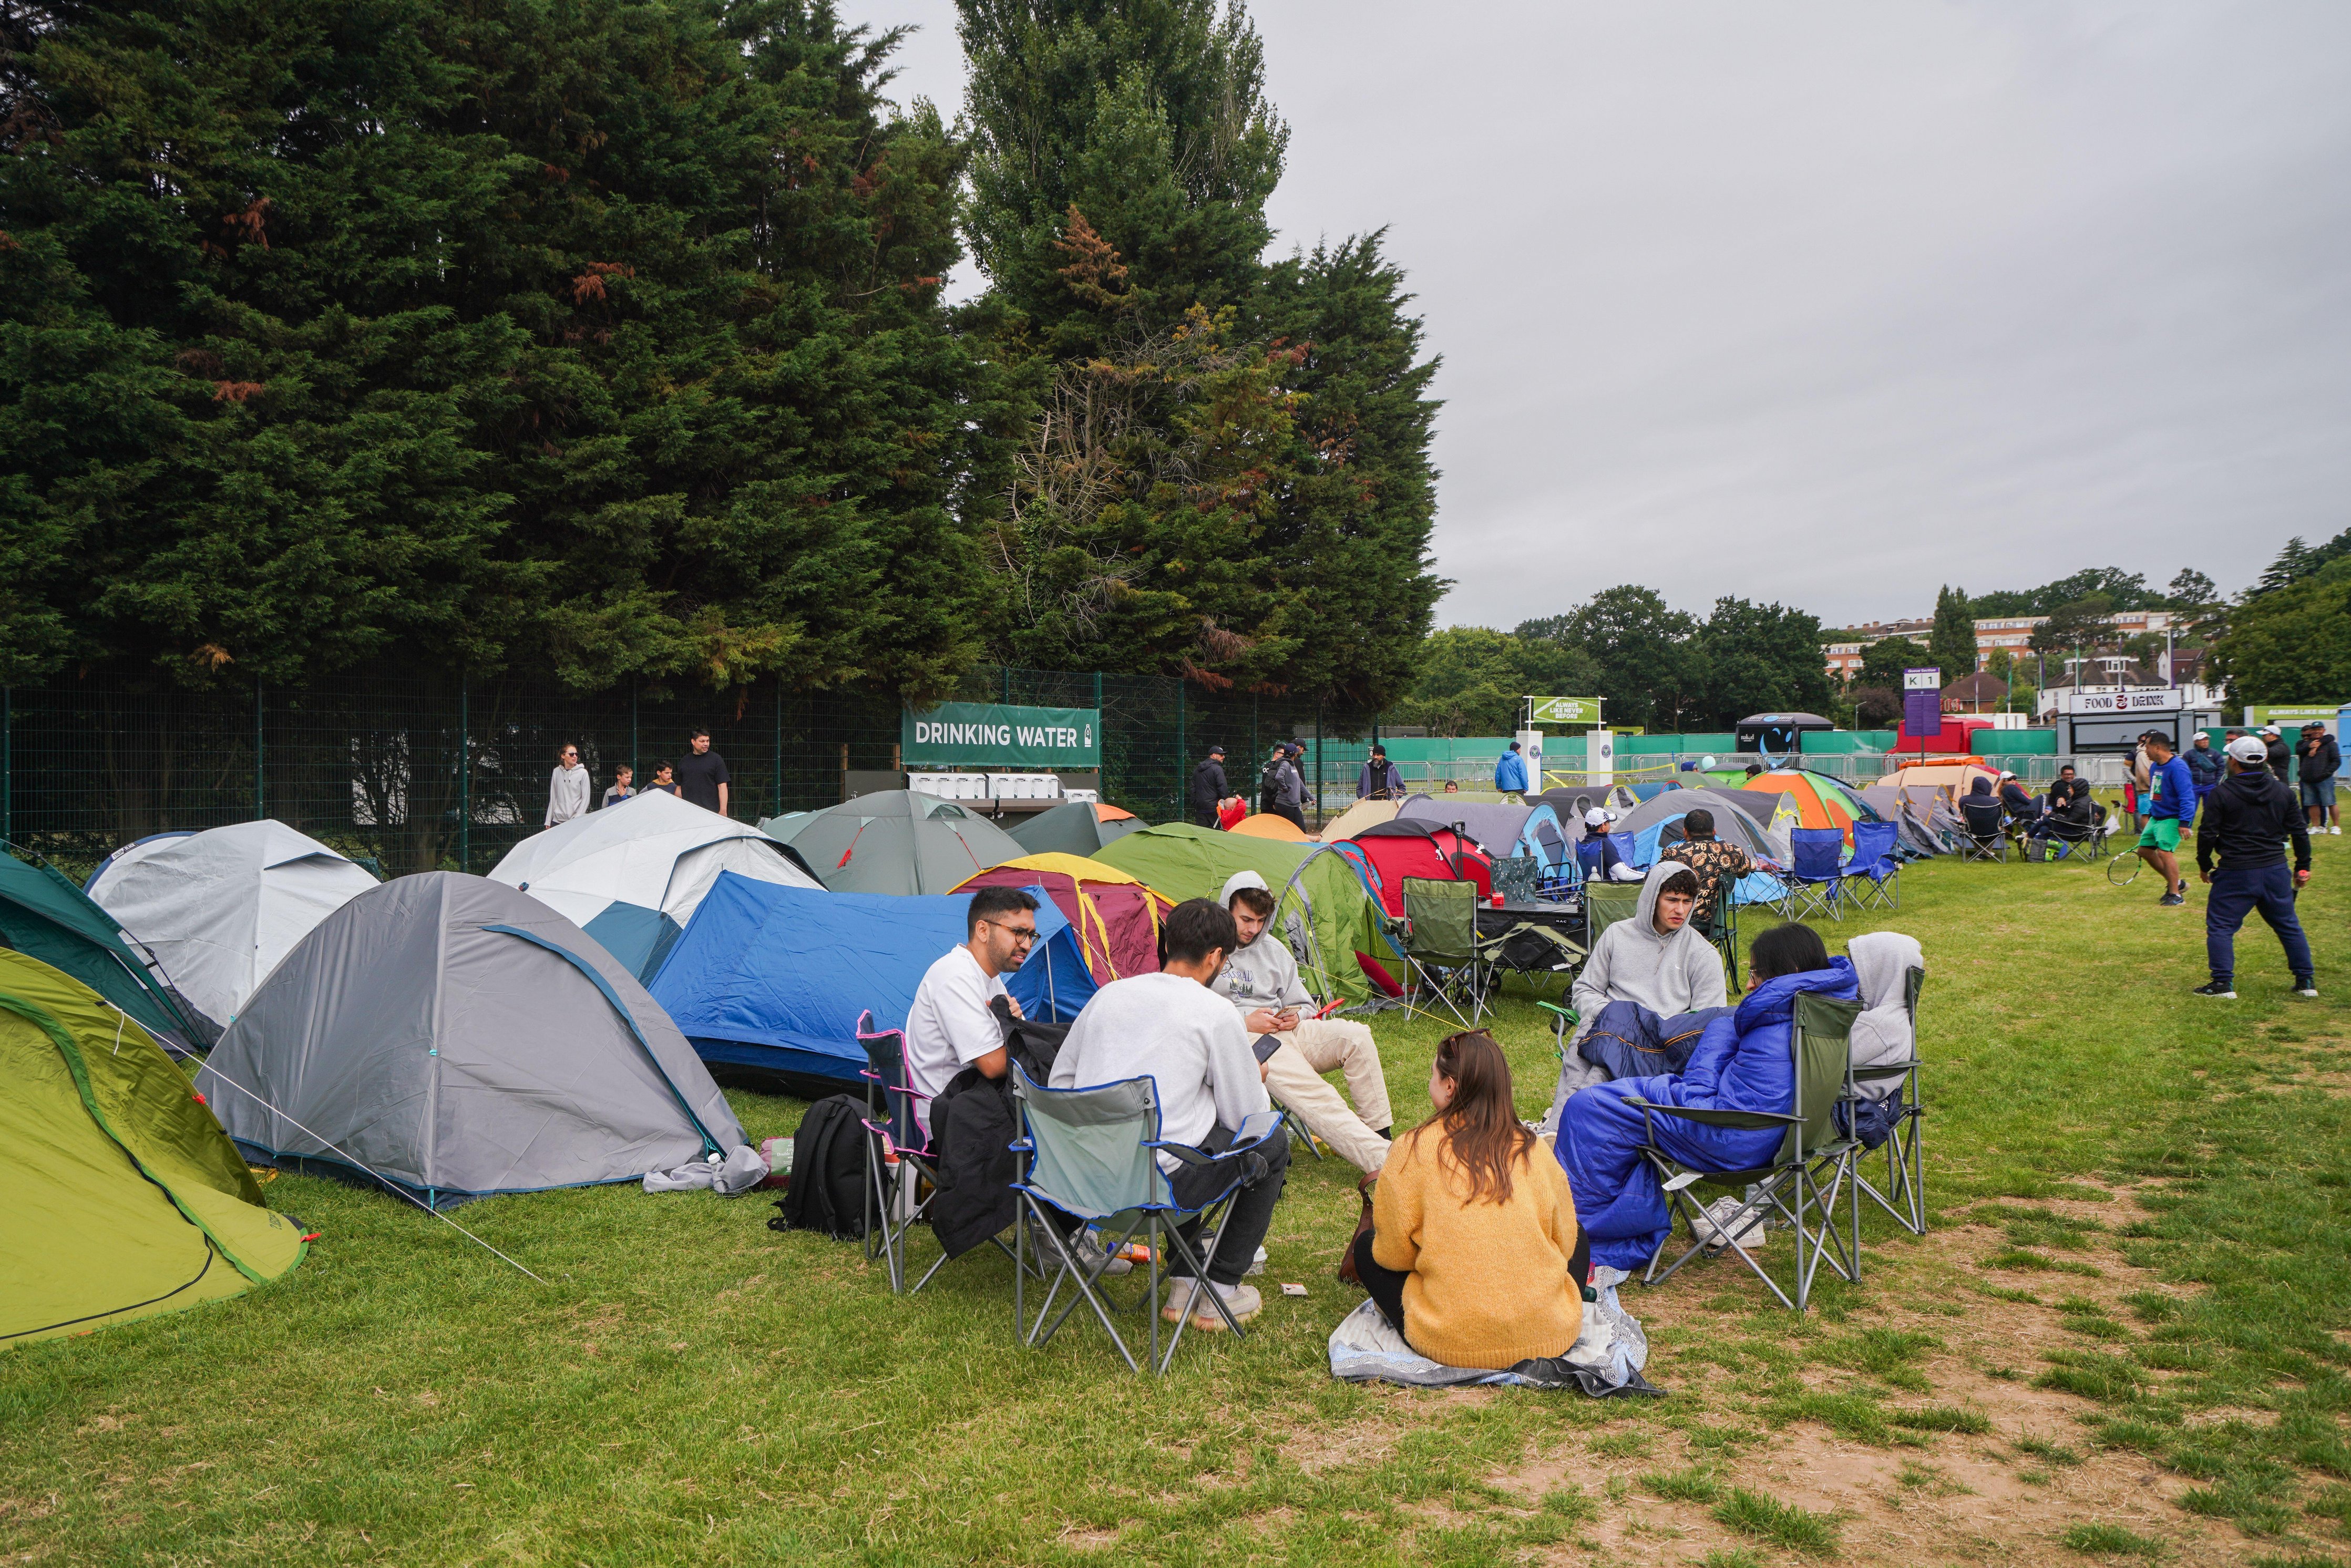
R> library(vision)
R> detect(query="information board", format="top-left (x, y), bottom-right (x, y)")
top-left (901, 702), bottom-right (1101, 768)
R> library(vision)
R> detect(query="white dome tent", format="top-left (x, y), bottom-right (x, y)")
top-left (488, 790), bottom-right (824, 979)
top-left (85, 821), bottom-right (381, 1033)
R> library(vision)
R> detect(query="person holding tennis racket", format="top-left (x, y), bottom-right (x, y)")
top-left (1217, 870), bottom-right (1395, 1173)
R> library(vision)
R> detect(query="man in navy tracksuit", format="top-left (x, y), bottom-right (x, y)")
top-left (2194, 735), bottom-right (2315, 999)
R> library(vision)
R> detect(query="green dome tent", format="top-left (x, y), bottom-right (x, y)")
top-left (1090, 823), bottom-right (1397, 1002)
top-left (0, 849), bottom-right (200, 1053)
top-left (1006, 800), bottom-right (1147, 858)
top-left (758, 791), bottom-right (1023, 895)
top-left (1, 950), bottom-right (306, 1345)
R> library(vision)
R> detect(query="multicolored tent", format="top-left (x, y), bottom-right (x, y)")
top-left (1091, 824), bottom-right (1397, 1002)
top-left (3, 951), bottom-right (305, 1345)
top-left (951, 853), bottom-right (1171, 986)
top-left (1742, 770), bottom-right (1859, 845)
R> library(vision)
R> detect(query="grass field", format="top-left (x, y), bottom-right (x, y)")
top-left (5, 832), bottom-right (2347, 1566)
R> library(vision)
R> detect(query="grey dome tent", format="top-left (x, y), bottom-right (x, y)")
top-left (758, 790), bottom-right (1023, 895)
top-left (1006, 800), bottom-right (1146, 858)
top-left (195, 873), bottom-right (747, 1209)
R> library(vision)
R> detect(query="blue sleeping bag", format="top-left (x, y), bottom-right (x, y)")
top-left (1576, 999), bottom-right (1735, 1082)
top-left (1556, 958), bottom-right (1859, 1271)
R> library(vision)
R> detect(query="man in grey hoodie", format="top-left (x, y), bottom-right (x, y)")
top-left (1216, 870), bottom-right (1394, 1172)
top-left (1542, 859), bottom-right (1728, 1130)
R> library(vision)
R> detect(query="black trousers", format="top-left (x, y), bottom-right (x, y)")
top-left (1350, 1229), bottom-right (1592, 1338)
top-left (1165, 1123), bottom-right (1290, 1286)
top-left (1269, 803), bottom-right (1307, 830)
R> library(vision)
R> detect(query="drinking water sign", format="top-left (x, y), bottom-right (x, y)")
top-left (901, 702), bottom-right (1102, 768)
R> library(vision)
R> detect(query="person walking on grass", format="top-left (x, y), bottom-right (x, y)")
top-left (676, 727), bottom-right (729, 817)
top-left (1494, 739), bottom-right (1529, 803)
top-left (545, 744), bottom-right (591, 826)
top-left (2194, 735), bottom-right (2314, 1000)
top-left (2297, 722), bottom-right (2340, 837)
top-left (2137, 733), bottom-right (2196, 907)
top-left (1189, 744), bottom-right (1229, 828)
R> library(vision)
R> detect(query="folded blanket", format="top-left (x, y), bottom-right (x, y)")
top-left (1327, 1267), bottom-right (1662, 1397)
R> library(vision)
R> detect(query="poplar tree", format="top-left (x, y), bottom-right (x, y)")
top-left (1927, 584), bottom-right (1978, 683)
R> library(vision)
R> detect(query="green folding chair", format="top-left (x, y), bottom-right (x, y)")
top-left (1401, 876), bottom-right (1498, 1026)
top-left (1629, 992), bottom-right (1865, 1312)
top-left (1582, 882), bottom-right (1641, 950)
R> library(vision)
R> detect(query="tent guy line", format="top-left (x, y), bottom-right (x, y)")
top-left (191, 1060), bottom-right (546, 1284)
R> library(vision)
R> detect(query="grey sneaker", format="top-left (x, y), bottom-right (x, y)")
top-left (2192, 981), bottom-right (2236, 998)
top-left (1066, 1231), bottom-right (1133, 1277)
top-left (2159, 892), bottom-right (2185, 907)
top-left (1162, 1278), bottom-right (1262, 1330)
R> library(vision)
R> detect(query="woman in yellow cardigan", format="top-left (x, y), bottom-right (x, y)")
top-left (1349, 1030), bottom-right (1589, 1369)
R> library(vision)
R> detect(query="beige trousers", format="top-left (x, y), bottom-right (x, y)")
top-left (1262, 1018), bottom-right (1394, 1174)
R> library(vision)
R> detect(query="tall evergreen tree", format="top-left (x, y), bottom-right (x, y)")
top-left (1926, 584), bottom-right (1978, 683)
top-left (1, 0), bottom-right (998, 695)
top-left (1692, 597), bottom-right (1834, 728)
top-left (958, 0), bottom-right (1440, 702)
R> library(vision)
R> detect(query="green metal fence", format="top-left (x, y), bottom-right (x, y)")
top-left (0, 666), bottom-right (1385, 882)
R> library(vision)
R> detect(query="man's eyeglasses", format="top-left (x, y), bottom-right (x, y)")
top-left (984, 920), bottom-right (1038, 946)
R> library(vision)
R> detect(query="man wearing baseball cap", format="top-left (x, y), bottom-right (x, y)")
top-left (2260, 725), bottom-right (2290, 777)
top-left (2296, 721), bottom-right (2340, 837)
top-left (2192, 734), bottom-right (2314, 999)
top-left (1582, 808), bottom-right (1643, 883)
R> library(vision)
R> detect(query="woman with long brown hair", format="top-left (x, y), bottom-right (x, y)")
top-left (1351, 1030), bottom-right (1589, 1369)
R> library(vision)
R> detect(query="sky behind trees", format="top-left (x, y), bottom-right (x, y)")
top-left (871, 0), bottom-right (2351, 628)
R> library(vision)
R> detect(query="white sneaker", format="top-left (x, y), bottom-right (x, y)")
top-left (1066, 1232), bottom-right (1133, 1276)
top-left (1161, 1278), bottom-right (1262, 1330)
top-left (1693, 1196), bottom-right (1768, 1251)
top-left (2332, 826), bottom-right (2342, 836)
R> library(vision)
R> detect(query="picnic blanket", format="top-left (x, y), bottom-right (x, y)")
top-left (1327, 1266), bottom-right (1661, 1397)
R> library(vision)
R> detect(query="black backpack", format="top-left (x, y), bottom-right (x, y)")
top-left (1258, 757), bottom-right (1286, 807)
top-left (767, 1094), bottom-right (868, 1240)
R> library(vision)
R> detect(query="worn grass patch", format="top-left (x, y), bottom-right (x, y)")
top-left (1711, 1487), bottom-right (1842, 1556)
top-left (2063, 1521), bottom-right (2167, 1555)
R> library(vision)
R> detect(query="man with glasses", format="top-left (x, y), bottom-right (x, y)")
top-left (545, 743), bottom-right (591, 826)
top-left (904, 886), bottom-right (1037, 1122)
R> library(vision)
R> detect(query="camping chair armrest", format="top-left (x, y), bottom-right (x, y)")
top-left (1007, 1136), bottom-right (1035, 1155)
top-left (1624, 1096), bottom-right (1800, 1131)
top-left (1147, 1111), bottom-right (1287, 1169)
top-left (1537, 1000), bottom-right (1578, 1025)
top-left (1850, 1059), bottom-right (1921, 1079)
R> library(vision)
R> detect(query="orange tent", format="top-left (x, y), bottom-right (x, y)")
top-left (1742, 771), bottom-right (1856, 845)
top-left (1228, 813), bottom-right (1310, 843)
top-left (1094, 803), bottom-right (1136, 822)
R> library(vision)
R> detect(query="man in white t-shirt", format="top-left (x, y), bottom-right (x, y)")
top-left (1052, 899), bottom-right (1288, 1333)
top-left (902, 886), bottom-right (1035, 1121)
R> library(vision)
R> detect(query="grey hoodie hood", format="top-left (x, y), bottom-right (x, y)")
top-left (1846, 930), bottom-right (1924, 1099)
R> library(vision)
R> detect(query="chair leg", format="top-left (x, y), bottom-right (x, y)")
top-left (1020, 1199), bottom-right (1140, 1372)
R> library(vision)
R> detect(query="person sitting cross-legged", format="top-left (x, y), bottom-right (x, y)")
top-left (1217, 871), bottom-right (1393, 1174)
top-left (1051, 898), bottom-right (1290, 1332)
top-left (1350, 1029), bottom-right (1588, 1370)
top-left (1554, 921), bottom-right (1858, 1271)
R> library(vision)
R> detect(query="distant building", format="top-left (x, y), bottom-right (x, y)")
top-left (1825, 607), bottom-right (2188, 679)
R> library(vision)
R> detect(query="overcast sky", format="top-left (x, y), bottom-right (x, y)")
top-left (860, 1), bottom-right (2351, 631)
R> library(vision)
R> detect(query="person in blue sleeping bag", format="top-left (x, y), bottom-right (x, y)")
top-left (1555, 921), bottom-right (1858, 1271)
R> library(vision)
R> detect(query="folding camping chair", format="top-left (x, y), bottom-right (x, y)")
top-left (1401, 876), bottom-right (1500, 1026)
top-left (1631, 991), bottom-right (1865, 1312)
top-left (856, 1012), bottom-right (1034, 1295)
top-left (1842, 821), bottom-right (1901, 912)
top-left (1783, 828), bottom-right (1846, 921)
top-left (1847, 967), bottom-right (1926, 1235)
top-left (1008, 1064), bottom-right (1286, 1375)
top-left (1579, 881), bottom-right (1642, 959)
top-left (1957, 799), bottom-right (2007, 863)
top-left (2028, 805), bottom-right (2108, 864)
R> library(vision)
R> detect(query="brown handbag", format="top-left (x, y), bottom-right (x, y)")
top-left (1335, 1170), bottom-right (1378, 1285)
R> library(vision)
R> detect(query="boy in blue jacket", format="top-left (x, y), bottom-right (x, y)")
top-left (1555, 921), bottom-right (1858, 1271)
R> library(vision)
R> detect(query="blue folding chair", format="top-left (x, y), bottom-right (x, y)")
top-left (1843, 821), bottom-right (1901, 912)
top-left (1008, 1064), bottom-right (1286, 1376)
top-left (1784, 828), bottom-right (1846, 921)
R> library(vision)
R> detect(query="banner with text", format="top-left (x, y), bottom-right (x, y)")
top-left (1526, 695), bottom-right (1603, 725)
top-left (902, 702), bottom-right (1101, 768)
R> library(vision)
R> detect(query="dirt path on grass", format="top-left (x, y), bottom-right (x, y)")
top-left (1431, 1181), bottom-right (2344, 1566)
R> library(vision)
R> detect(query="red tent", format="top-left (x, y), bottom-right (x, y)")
top-left (1347, 822), bottom-right (1493, 915)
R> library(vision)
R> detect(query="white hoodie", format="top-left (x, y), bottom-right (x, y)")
top-left (1846, 931), bottom-right (1924, 1102)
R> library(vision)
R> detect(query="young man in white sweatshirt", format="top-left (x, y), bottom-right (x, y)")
top-left (1051, 898), bottom-right (1289, 1331)
top-left (1215, 870), bottom-right (1393, 1173)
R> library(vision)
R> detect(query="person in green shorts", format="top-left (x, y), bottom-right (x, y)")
top-left (2138, 731), bottom-right (2196, 907)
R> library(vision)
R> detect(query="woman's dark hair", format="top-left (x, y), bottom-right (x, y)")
top-left (1684, 809), bottom-right (1715, 838)
top-left (1160, 898), bottom-right (1239, 966)
top-left (1227, 884), bottom-right (1277, 920)
top-left (1657, 868), bottom-right (1700, 901)
top-left (1748, 922), bottom-right (1832, 982)
top-left (1414, 1031), bottom-right (1534, 1206)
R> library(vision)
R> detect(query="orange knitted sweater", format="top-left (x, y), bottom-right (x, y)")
top-left (1370, 1127), bottom-right (1584, 1369)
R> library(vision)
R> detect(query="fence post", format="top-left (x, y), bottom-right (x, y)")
top-left (253, 678), bottom-right (265, 820)
top-left (1314, 704), bottom-right (1324, 831)
top-left (458, 678), bottom-right (470, 874)
top-left (773, 679), bottom-right (783, 818)
top-left (1174, 679), bottom-right (1186, 820)
top-left (1, 687), bottom-right (10, 843)
top-left (630, 675), bottom-right (639, 786)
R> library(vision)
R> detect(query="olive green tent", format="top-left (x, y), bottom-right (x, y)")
top-left (1090, 824), bottom-right (1398, 1002)
top-left (0, 850), bottom-right (199, 1051)
top-left (2, 951), bottom-right (306, 1345)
